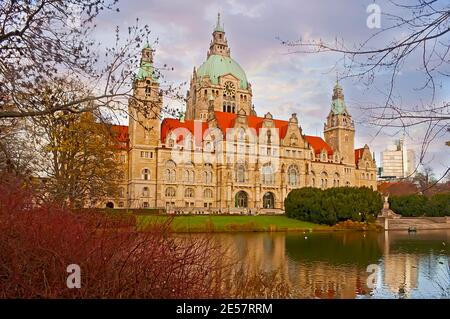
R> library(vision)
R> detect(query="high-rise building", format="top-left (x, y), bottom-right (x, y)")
top-left (380, 139), bottom-right (416, 179)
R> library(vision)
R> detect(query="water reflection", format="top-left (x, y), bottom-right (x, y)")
top-left (197, 230), bottom-right (450, 299)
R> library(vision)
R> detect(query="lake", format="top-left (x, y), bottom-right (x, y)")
top-left (186, 230), bottom-right (450, 298)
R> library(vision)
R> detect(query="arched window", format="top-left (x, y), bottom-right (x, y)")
top-left (235, 191), bottom-right (248, 208)
top-left (334, 173), bottom-right (340, 187)
top-left (236, 164), bottom-right (245, 183)
top-left (185, 188), bottom-right (194, 198)
top-left (184, 170), bottom-right (194, 183)
top-left (165, 187), bottom-right (176, 197)
top-left (310, 171), bottom-right (316, 187)
top-left (203, 171), bottom-right (212, 183)
top-left (288, 165), bottom-right (298, 186)
top-left (203, 163), bottom-right (213, 184)
top-left (166, 169), bottom-right (176, 182)
top-left (223, 103), bottom-right (226, 112)
top-left (266, 130), bottom-right (272, 144)
top-left (263, 192), bottom-right (275, 209)
top-left (142, 168), bottom-right (150, 180)
top-left (204, 189), bottom-right (213, 198)
top-left (262, 163), bottom-right (274, 185)
top-left (166, 160), bottom-right (176, 182)
top-left (142, 187), bottom-right (149, 196)
top-left (321, 172), bottom-right (328, 189)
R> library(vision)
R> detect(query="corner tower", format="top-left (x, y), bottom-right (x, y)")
top-left (323, 82), bottom-right (355, 165)
top-left (129, 43), bottom-right (162, 146)
top-left (185, 13), bottom-right (253, 121)
top-left (127, 43), bottom-right (162, 208)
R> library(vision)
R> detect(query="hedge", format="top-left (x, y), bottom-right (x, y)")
top-left (285, 187), bottom-right (382, 226)
top-left (389, 193), bottom-right (450, 217)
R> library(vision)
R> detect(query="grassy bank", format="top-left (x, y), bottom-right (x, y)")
top-left (137, 215), bottom-right (331, 232)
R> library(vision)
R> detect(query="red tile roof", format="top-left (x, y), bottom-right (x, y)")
top-left (161, 111), bottom-right (291, 144)
top-left (161, 118), bottom-right (209, 145)
top-left (304, 135), bottom-right (333, 155)
top-left (110, 125), bottom-right (129, 150)
top-left (354, 148), bottom-right (364, 165)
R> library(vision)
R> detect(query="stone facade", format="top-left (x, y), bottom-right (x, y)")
top-left (107, 14), bottom-right (377, 211)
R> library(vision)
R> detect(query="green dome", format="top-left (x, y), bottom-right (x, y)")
top-left (136, 61), bottom-right (157, 82)
top-left (197, 54), bottom-right (248, 89)
top-left (331, 99), bottom-right (347, 115)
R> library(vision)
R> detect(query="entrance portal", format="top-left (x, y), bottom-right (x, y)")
top-left (235, 191), bottom-right (248, 208)
top-left (263, 192), bottom-right (274, 209)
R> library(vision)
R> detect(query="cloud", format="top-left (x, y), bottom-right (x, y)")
top-left (92, 0), bottom-right (449, 177)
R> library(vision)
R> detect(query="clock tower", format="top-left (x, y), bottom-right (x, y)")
top-left (324, 81), bottom-right (355, 165)
top-left (185, 13), bottom-right (253, 121)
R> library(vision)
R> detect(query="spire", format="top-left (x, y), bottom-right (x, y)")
top-left (214, 13), bottom-right (224, 32)
top-left (208, 13), bottom-right (230, 57)
top-left (136, 43), bottom-right (157, 81)
top-left (331, 81), bottom-right (347, 115)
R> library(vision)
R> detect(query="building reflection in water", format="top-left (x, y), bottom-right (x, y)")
top-left (189, 230), bottom-right (449, 299)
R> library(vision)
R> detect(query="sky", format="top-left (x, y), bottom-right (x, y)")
top-left (93, 0), bottom-right (449, 178)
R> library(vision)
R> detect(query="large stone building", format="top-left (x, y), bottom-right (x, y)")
top-left (108, 14), bottom-right (377, 211)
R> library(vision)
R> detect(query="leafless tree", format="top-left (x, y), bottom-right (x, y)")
top-left (282, 0), bottom-right (449, 178)
top-left (0, 0), bottom-right (184, 121)
top-left (0, 118), bottom-right (35, 176)
top-left (413, 165), bottom-right (436, 191)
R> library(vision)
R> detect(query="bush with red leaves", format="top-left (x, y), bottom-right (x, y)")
top-left (0, 174), bottom-right (225, 298)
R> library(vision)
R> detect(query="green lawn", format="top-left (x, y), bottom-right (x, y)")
top-left (137, 215), bottom-right (329, 232)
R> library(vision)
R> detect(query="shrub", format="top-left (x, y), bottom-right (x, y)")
top-left (426, 193), bottom-right (450, 217)
top-left (0, 174), bottom-right (225, 298)
top-left (285, 187), bottom-right (382, 225)
top-left (0, 173), bottom-right (296, 298)
top-left (389, 193), bottom-right (450, 217)
top-left (389, 194), bottom-right (427, 217)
